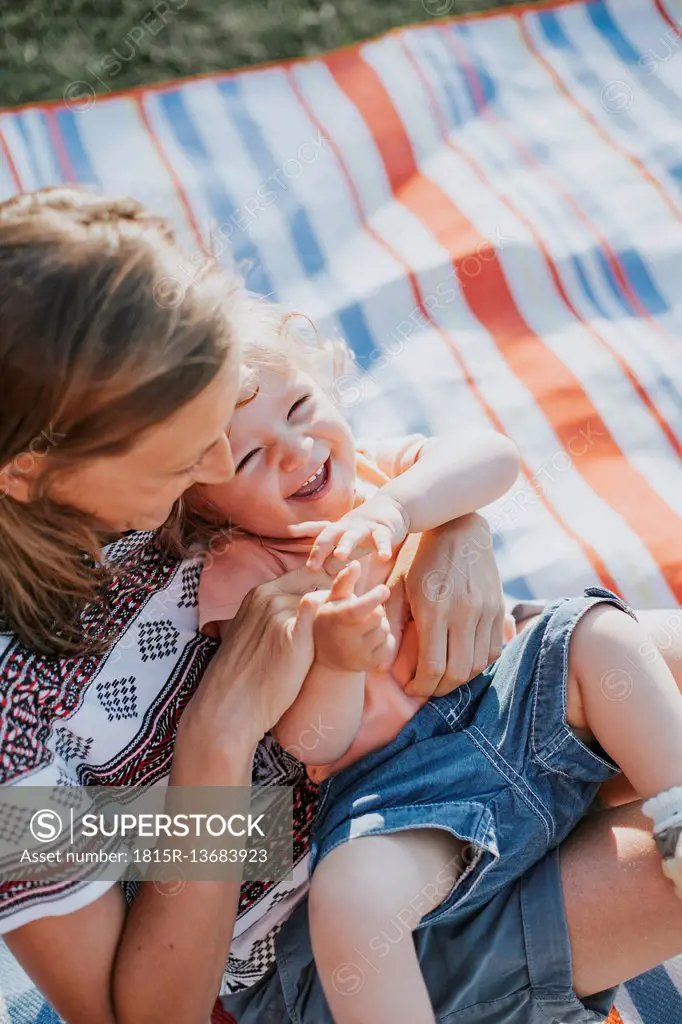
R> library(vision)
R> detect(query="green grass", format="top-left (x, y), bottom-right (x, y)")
top-left (2, 0), bottom-right (533, 109)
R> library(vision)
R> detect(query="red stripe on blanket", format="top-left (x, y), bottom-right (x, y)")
top-left (0, 127), bottom-right (23, 192)
top-left (652, 0), bottom-right (679, 30)
top-left (326, 47), bottom-right (682, 602)
top-left (441, 29), bottom-right (682, 462)
top-left (134, 95), bottom-right (207, 251)
top-left (319, 49), bottom-right (620, 591)
top-left (45, 109), bottom-right (76, 183)
top-left (516, 9), bottom-right (682, 224)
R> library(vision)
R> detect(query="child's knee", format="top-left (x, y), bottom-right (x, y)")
top-left (309, 838), bottom-right (432, 940)
top-left (309, 856), bottom-right (351, 922)
top-left (566, 604), bottom-right (642, 730)
top-left (308, 848), bottom-right (375, 931)
top-left (570, 604), bottom-right (643, 677)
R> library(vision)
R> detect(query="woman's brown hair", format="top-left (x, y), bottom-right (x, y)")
top-left (0, 186), bottom-right (236, 656)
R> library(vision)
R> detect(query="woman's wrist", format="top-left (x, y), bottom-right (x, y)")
top-left (436, 510), bottom-right (488, 535)
top-left (428, 511), bottom-right (492, 552)
top-left (172, 643), bottom-right (268, 780)
top-left (171, 703), bottom-right (259, 787)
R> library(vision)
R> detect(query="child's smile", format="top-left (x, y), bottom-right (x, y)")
top-left (196, 361), bottom-right (357, 538)
top-left (287, 457), bottom-right (332, 501)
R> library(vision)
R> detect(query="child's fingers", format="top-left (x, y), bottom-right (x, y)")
top-left (288, 522), bottom-right (319, 536)
top-left (307, 526), bottom-right (347, 569)
top-left (371, 525), bottom-right (394, 561)
top-left (287, 521), bottom-right (329, 538)
top-left (362, 610), bottom-right (392, 637)
top-left (332, 524), bottom-right (373, 562)
top-left (361, 618), bottom-right (391, 647)
top-left (370, 628), bottom-right (397, 658)
top-left (375, 634), bottom-right (398, 671)
top-left (339, 606), bottom-right (386, 634)
top-left (363, 624), bottom-right (397, 667)
top-left (337, 583), bottom-right (390, 624)
top-left (293, 590), bottom-right (329, 638)
top-left (327, 561), bottom-right (361, 603)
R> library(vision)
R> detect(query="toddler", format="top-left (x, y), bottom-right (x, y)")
top-left (197, 324), bottom-right (682, 1024)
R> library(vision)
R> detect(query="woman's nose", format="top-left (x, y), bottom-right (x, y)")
top-left (280, 435), bottom-right (314, 473)
top-left (194, 435), bottom-right (235, 485)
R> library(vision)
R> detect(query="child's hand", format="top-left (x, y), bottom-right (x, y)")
top-left (313, 561), bottom-right (396, 672)
top-left (290, 494), bottom-right (410, 571)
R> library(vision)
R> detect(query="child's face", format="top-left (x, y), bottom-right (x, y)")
top-left (197, 361), bottom-right (357, 537)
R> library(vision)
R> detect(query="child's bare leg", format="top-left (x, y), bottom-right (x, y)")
top-left (521, 608), bottom-right (682, 696)
top-left (567, 605), bottom-right (682, 893)
top-left (309, 830), bottom-right (466, 1024)
top-left (517, 607), bottom-right (682, 808)
top-left (636, 609), bottom-right (682, 693)
top-left (596, 608), bottom-right (682, 807)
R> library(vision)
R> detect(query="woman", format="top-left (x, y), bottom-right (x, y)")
top-left (0, 187), bottom-right (680, 1024)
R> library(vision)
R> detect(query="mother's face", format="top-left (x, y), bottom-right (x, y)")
top-left (48, 357), bottom-right (241, 533)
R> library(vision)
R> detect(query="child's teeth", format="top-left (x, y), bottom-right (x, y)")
top-left (292, 462), bottom-right (328, 498)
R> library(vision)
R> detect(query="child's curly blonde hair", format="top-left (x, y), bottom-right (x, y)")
top-left (236, 295), bottom-right (356, 398)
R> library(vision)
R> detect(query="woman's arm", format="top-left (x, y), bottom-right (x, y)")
top-left (6, 744), bottom-right (251, 1024)
top-left (4, 565), bottom-right (329, 1024)
top-left (5, 723), bottom-right (254, 1024)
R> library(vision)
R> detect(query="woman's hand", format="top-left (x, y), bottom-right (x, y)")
top-left (176, 564), bottom-right (334, 774)
top-left (389, 514), bottom-right (506, 699)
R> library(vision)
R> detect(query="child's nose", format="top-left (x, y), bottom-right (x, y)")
top-left (280, 435), bottom-right (314, 473)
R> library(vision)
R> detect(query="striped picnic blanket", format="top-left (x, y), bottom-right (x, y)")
top-left (1, 0), bottom-right (681, 1019)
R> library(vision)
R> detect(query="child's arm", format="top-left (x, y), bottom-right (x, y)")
top-left (214, 622), bottom-right (364, 767)
top-left (292, 431), bottom-right (520, 568)
top-left (381, 431), bottom-right (519, 536)
top-left (274, 665), bottom-right (366, 766)
top-left (273, 562), bottom-right (393, 767)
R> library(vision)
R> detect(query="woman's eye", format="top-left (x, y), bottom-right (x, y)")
top-left (235, 449), bottom-right (260, 473)
top-left (287, 395), bottom-right (310, 420)
top-left (177, 459), bottom-right (202, 477)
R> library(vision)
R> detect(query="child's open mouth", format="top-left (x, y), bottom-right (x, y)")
top-left (288, 458), bottom-right (332, 501)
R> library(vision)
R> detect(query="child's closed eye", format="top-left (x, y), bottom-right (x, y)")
top-left (287, 395), bottom-right (310, 420)
top-left (235, 448), bottom-right (262, 473)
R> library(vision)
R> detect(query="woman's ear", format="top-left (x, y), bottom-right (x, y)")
top-left (0, 459), bottom-right (39, 502)
top-left (0, 428), bottom-right (64, 502)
